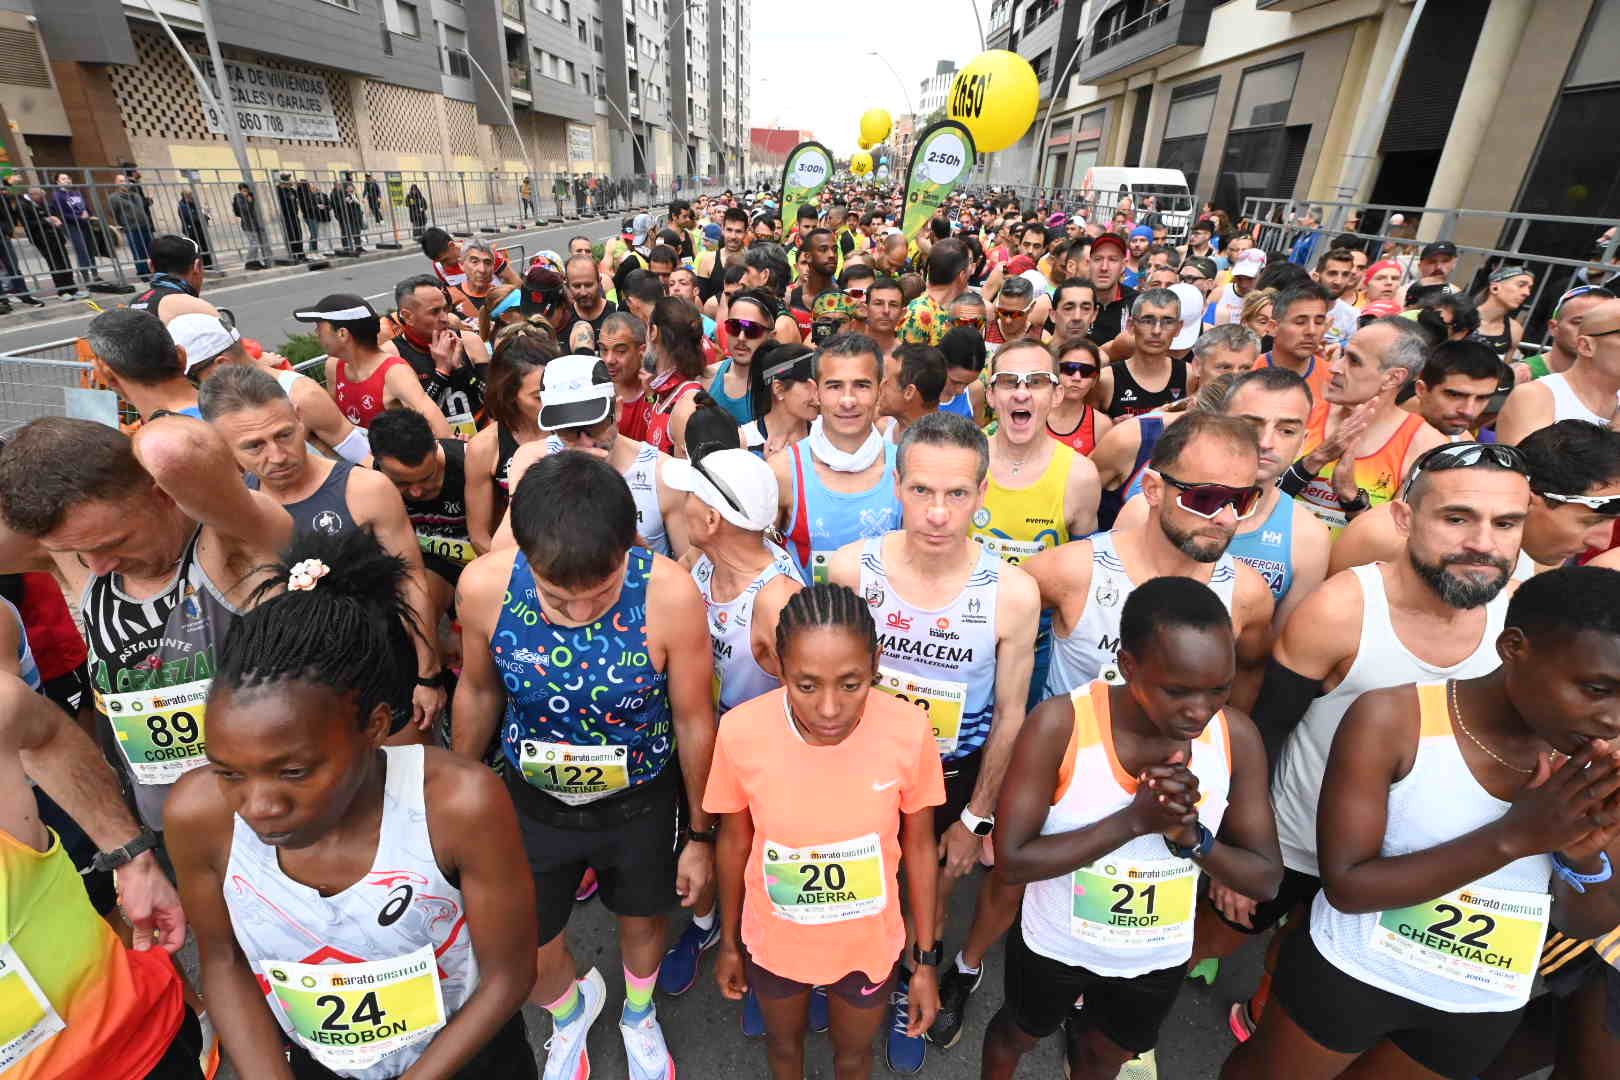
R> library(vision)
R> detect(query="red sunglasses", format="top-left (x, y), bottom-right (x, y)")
top-left (1150, 470), bottom-right (1263, 520)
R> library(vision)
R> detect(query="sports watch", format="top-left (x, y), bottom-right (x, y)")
top-left (89, 827), bottom-right (160, 873)
top-left (912, 942), bottom-right (943, 967)
top-left (1163, 823), bottom-right (1215, 861)
top-left (959, 807), bottom-right (995, 837)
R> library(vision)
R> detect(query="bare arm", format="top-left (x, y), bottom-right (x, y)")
top-left (652, 560), bottom-right (717, 906)
top-left (1276, 505), bottom-right (1332, 629)
top-left (1063, 450), bottom-right (1101, 537)
top-left (463, 428), bottom-right (501, 553)
top-left (349, 470), bottom-right (443, 722)
top-left (1022, 540), bottom-right (1094, 639)
top-left (1493, 382), bottom-right (1554, 446)
top-left (1087, 416), bottom-right (1138, 489)
top-left (383, 365), bottom-right (454, 438)
top-left (449, 555), bottom-right (511, 759)
top-left (290, 377), bottom-right (362, 457)
top-left (1231, 567), bottom-right (1277, 712)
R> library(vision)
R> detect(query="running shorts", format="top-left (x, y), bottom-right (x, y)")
top-left (287, 1009), bottom-right (536, 1079)
top-left (743, 949), bottom-right (897, 1010)
top-left (934, 748), bottom-right (984, 840)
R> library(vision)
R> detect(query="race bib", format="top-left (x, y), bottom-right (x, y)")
top-left (876, 666), bottom-right (967, 755)
top-left (1369, 883), bottom-right (1550, 1003)
top-left (809, 549), bottom-right (834, 586)
top-left (973, 532), bottom-right (1045, 566)
top-left (416, 532), bottom-right (476, 567)
top-left (519, 741), bottom-right (630, 805)
top-left (448, 414), bottom-right (478, 440)
top-left (97, 679), bottom-right (209, 786)
top-left (763, 834), bottom-right (887, 925)
top-left (264, 945), bottom-right (445, 1072)
top-left (0, 944), bottom-right (65, 1074)
top-left (1070, 857), bottom-right (1198, 950)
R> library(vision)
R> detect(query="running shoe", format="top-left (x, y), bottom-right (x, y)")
top-left (620, 1002), bottom-right (676, 1080)
top-left (926, 963), bottom-right (981, 1048)
top-left (809, 985), bottom-right (829, 1033)
top-left (574, 867), bottom-right (599, 902)
top-left (197, 1010), bottom-right (220, 1078)
top-left (1117, 1049), bottom-right (1157, 1079)
top-left (542, 968), bottom-right (606, 1080)
top-left (1227, 1000), bottom-right (1257, 1043)
top-left (657, 918), bottom-right (720, 995)
top-left (884, 971), bottom-right (926, 1074)
top-left (741, 986), bottom-right (766, 1038)
top-left (1186, 958), bottom-right (1220, 985)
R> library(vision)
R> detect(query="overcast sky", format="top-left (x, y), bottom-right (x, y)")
top-left (748, 0), bottom-right (988, 157)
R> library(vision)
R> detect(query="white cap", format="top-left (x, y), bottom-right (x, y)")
top-left (1231, 250), bottom-right (1267, 279)
top-left (169, 312), bottom-right (241, 372)
top-left (539, 354), bottom-right (616, 430)
top-left (1168, 283), bottom-right (1204, 351)
top-left (663, 448), bottom-right (779, 532)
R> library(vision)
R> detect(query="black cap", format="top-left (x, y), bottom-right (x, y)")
top-left (518, 266), bottom-right (566, 316)
top-left (1420, 240), bottom-right (1458, 259)
top-left (292, 293), bottom-right (377, 323)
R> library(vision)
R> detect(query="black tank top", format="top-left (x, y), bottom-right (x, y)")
top-left (1105, 356), bottom-right (1188, 418)
top-left (406, 439), bottom-right (471, 539)
top-left (496, 425), bottom-right (520, 493)
top-left (1473, 324), bottom-right (1513, 361)
top-left (247, 460), bottom-right (355, 537)
top-left (128, 274), bottom-right (195, 318)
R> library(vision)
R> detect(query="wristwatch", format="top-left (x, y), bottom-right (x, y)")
top-left (684, 823), bottom-right (719, 845)
top-left (89, 827), bottom-right (160, 874)
top-left (959, 807), bottom-right (995, 837)
top-left (415, 671), bottom-right (447, 688)
top-left (912, 941), bottom-right (943, 967)
top-left (1163, 823), bottom-right (1215, 861)
top-left (1338, 488), bottom-right (1372, 517)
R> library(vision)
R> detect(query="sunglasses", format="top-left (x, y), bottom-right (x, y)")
top-left (955, 315), bottom-right (987, 328)
top-left (1179, 274), bottom-right (1206, 284)
top-left (1150, 470), bottom-right (1264, 520)
top-left (1538, 490), bottom-right (1620, 516)
top-left (844, 287), bottom-right (867, 300)
top-left (693, 455), bottom-right (747, 515)
top-left (1400, 441), bottom-right (1529, 499)
top-left (988, 370), bottom-right (1060, 392)
top-left (997, 307), bottom-right (1031, 319)
top-left (1058, 360), bottom-right (1099, 378)
top-left (725, 317), bottom-right (770, 340)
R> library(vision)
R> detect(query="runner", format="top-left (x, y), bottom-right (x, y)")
top-left (446, 241), bottom-right (500, 321)
top-left (389, 275), bottom-right (487, 438)
top-left (937, 326), bottom-right (988, 424)
top-left (420, 227), bottom-right (518, 291)
top-left (464, 324), bottom-right (554, 550)
top-left (1330, 419), bottom-right (1620, 575)
top-left (740, 342), bottom-right (818, 458)
top-left (564, 252), bottom-right (620, 339)
top-left (1213, 442), bottom-right (1531, 1041)
top-left (600, 311), bottom-right (654, 439)
top-left (705, 583), bottom-right (945, 1080)
top-left (877, 344), bottom-right (946, 445)
top-left (0, 416), bottom-right (290, 831)
top-left (1515, 285), bottom-right (1614, 382)
top-left (897, 240), bottom-right (971, 348)
top-left (496, 355), bottom-right (690, 559)
top-left (368, 407), bottom-right (478, 613)
top-left (770, 333), bottom-right (902, 584)
top-left (86, 307), bottom-right (204, 420)
top-left (1312, 248), bottom-right (1362, 346)
top-left (452, 450), bottom-right (717, 1080)
top-left (1025, 412), bottom-right (1275, 706)
top-left (1085, 235), bottom-right (1136, 346)
top-left (1, 673), bottom-right (198, 1079)
top-left (1253, 283), bottom-right (1334, 403)
top-left (1050, 279), bottom-right (1099, 350)
top-left (1046, 338), bottom-right (1113, 455)
top-left (657, 448), bottom-right (803, 1000)
top-left (645, 297), bottom-right (710, 456)
top-left (865, 276), bottom-right (905, 359)
top-left (827, 413), bottom-right (1041, 1072)
top-left (305, 294), bottom-right (452, 434)
top-left (1405, 339), bottom-right (1510, 438)
top-left (165, 529), bottom-right (540, 1079)
top-left (984, 578), bottom-right (1282, 1080)
top-left (1224, 566), bottom-right (1620, 1080)
top-left (1093, 289), bottom-right (1189, 419)
top-left (1473, 265), bottom-right (1536, 362)
top-left (1497, 297), bottom-right (1620, 444)
top-left (1115, 367), bottom-right (1332, 627)
top-left (710, 290), bottom-right (776, 425)
top-left (198, 365), bottom-right (445, 731)
top-left (1289, 317), bottom-right (1445, 532)
top-left (127, 233), bottom-right (220, 324)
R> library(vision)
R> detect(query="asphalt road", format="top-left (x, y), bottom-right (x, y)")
top-left (0, 218), bottom-right (628, 358)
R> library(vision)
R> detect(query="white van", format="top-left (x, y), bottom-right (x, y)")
top-left (1075, 167), bottom-right (1194, 241)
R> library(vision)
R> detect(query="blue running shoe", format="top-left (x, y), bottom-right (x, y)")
top-left (657, 917), bottom-right (720, 996)
top-left (742, 986), bottom-right (766, 1038)
top-left (809, 985), bottom-right (829, 1033)
top-left (885, 972), bottom-right (926, 1074)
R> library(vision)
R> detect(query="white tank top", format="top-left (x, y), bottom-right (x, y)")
top-left (693, 540), bottom-right (802, 714)
top-left (1022, 680), bottom-right (1232, 977)
top-left (222, 746), bottom-right (478, 1079)
top-left (1045, 532), bottom-right (1239, 700)
top-left (1272, 563), bottom-right (1509, 876)
top-left (861, 535), bottom-right (1001, 761)
top-left (1311, 683), bottom-right (1552, 1013)
top-left (1541, 371), bottom-right (1618, 427)
top-left (547, 437), bottom-right (670, 555)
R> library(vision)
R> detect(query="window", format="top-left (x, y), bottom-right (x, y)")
top-left (1032, 50), bottom-right (1051, 83)
top-left (394, 0), bottom-right (420, 37)
top-left (1213, 57), bottom-right (1303, 211)
top-left (595, 66), bottom-right (607, 99)
top-left (1231, 57), bottom-right (1300, 130)
top-left (1159, 78), bottom-right (1218, 196)
top-left (443, 26), bottom-right (470, 77)
top-left (578, 18), bottom-right (587, 42)
top-left (318, 0), bottom-right (358, 9)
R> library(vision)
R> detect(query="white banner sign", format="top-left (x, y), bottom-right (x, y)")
top-left (194, 52), bottom-right (340, 142)
top-left (567, 124), bottom-right (594, 164)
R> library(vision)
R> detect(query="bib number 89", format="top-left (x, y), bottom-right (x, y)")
top-left (147, 711), bottom-right (200, 748)
top-left (316, 991), bottom-right (388, 1031)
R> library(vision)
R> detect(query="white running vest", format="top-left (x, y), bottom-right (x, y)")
top-left (693, 540), bottom-right (803, 714)
top-left (1045, 532), bottom-right (1239, 700)
top-left (860, 536), bottom-right (1001, 761)
top-left (1311, 683), bottom-right (1552, 1013)
top-left (1541, 371), bottom-right (1619, 427)
top-left (1272, 563), bottom-right (1509, 876)
top-left (222, 746), bottom-right (478, 1079)
top-left (1022, 681), bottom-right (1231, 978)
top-left (547, 436), bottom-right (670, 556)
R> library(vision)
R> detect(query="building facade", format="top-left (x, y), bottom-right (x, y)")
top-left (5, 0), bottom-right (746, 184)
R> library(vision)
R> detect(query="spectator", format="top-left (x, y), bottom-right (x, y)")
top-left (231, 182), bottom-right (270, 270)
top-left (108, 172), bottom-right (155, 278)
top-left (17, 182), bottom-right (77, 299)
top-left (49, 172), bottom-right (100, 287)
top-left (406, 183), bottom-right (429, 238)
top-left (176, 189), bottom-right (213, 269)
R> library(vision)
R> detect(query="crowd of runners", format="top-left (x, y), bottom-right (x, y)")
top-left (3, 182), bottom-right (1620, 1080)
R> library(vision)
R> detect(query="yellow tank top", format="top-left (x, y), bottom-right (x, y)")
top-left (971, 441), bottom-right (1077, 566)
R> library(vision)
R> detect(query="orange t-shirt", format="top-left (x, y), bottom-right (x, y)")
top-left (1253, 349), bottom-right (1332, 406)
top-left (703, 688), bottom-right (945, 985)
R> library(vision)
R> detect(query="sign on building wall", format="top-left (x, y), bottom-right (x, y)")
top-left (193, 52), bottom-right (341, 142)
top-left (567, 124), bottom-right (594, 164)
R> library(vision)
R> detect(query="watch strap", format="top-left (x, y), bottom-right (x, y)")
top-left (1552, 850), bottom-right (1612, 894)
top-left (912, 942), bottom-right (943, 966)
top-left (88, 828), bottom-right (159, 874)
top-left (959, 807), bottom-right (995, 836)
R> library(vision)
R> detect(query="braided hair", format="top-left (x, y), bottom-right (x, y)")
top-left (214, 528), bottom-right (420, 732)
top-left (773, 583), bottom-right (878, 670)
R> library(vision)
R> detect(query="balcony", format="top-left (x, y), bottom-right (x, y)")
top-left (1255, 0), bottom-right (1334, 9)
top-left (1076, 0), bottom-right (1215, 85)
top-left (509, 63), bottom-right (532, 99)
top-left (502, 0), bottom-right (525, 29)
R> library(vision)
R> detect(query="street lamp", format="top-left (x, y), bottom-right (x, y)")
top-left (455, 49), bottom-right (538, 219)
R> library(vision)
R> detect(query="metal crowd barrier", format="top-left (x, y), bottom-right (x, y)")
top-left (0, 167), bottom-right (730, 301)
top-left (0, 343), bottom-right (112, 435)
top-left (972, 184), bottom-right (1198, 241)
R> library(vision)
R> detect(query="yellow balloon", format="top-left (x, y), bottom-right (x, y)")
top-left (858, 136), bottom-right (874, 151)
top-left (850, 151), bottom-right (874, 176)
top-left (947, 49), bottom-right (1038, 153)
top-left (859, 109), bottom-right (892, 147)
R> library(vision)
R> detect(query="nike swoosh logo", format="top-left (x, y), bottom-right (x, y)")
top-left (860, 982), bottom-right (883, 996)
top-left (872, 779), bottom-right (899, 792)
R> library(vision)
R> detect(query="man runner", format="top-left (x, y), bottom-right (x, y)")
top-left (390, 275), bottom-right (487, 438)
top-left (1092, 289), bottom-right (1189, 419)
top-left (1497, 296), bottom-right (1620, 444)
top-left (368, 405), bottom-right (480, 613)
top-left (304, 293), bottom-right (452, 434)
